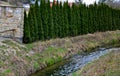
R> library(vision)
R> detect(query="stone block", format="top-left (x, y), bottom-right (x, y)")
top-left (0, 6), bottom-right (24, 43)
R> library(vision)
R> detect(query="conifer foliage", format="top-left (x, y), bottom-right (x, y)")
top-left (23, 1), bottom-right (120, 43)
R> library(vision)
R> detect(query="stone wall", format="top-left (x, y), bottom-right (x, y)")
top-left (0, 6), bottom-right (24, 42)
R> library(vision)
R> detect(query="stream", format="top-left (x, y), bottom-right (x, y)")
top-left (31, 47), bottom-right (120, 76)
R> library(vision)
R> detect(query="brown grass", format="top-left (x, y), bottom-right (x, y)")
top-left (1, 30), bottom-right (120, 76)
top-left (33, 30), bottom-right (120, 55)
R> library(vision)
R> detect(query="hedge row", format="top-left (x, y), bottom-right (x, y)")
top-left (23, 0), bottom-right (120, 43)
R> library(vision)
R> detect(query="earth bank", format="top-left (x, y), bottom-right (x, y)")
top-left (0, 30), bottom-right (120, 76)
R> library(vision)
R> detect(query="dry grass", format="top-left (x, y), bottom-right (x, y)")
top-left (33, 30), bottom-right (120, 55)
top-left (0, 30), bottom-right (120, 76)
top-left (72, 50), bottom-right (120, 76)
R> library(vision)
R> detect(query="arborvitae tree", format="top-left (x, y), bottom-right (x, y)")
top-left (23, 11), bottom-right (27, 43)
top-left (76, 4), bottom-right (81, 35)
top-left (40, 0), bottom-right (47, 40)
top-left (93, 3), bottom-right (99, 32)
top-left (57, 2), bottom-right (63, 38)
top-left (63, 2), bottom-right (69, 37)
top-left (41, 0), bottom-right (49, 39)
top-left (48, 3), bottom-right (54, 39)
top-left (46, 0), bottom-right (54, 39)
top-left (52, 1), bottom-right (61, 38)
top-left (27, 5), bottom-right (35, 42)
top-left (115, 9), bottom-right (120, 30)
top-left (85, 6), bottom-right (89, 34)
top-left (78, 4), bottom-right (84, 34)
top-left (35, 0), bottom-right (42, 40)
top-left (34, 0), bottom-right (39, 40)
top-left (55, 1), bottom-right (60, 38)
top-left (106, 6), bottom-right (112, 31)
top-left (97, 4), bottom-right (102, 31)
top-left (81, 4), bottom-right (88, 34)
top-left (45, 1), bottom-right (50, 39)
top-left (87, 5), bottom-right (92, 33)
top-left (68, 3), bottom-right (72, 36)
top-left (71, 3), bottom-right (78, 36)
top-left (118, 10), bottom-right (120, 30)
top-left (30, 5), bottom-right (39, 42)
top-left (23, 11), bottom-right (31, 43)
top-left (59, 2), bottom-right (64, 38)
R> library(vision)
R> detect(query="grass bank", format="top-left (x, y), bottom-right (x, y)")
top-left (0, 30), bottom-right (120, 76)
top-left (72, 50), bottom-right (120, 76)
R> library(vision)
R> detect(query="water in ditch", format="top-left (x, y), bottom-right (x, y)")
top-left (31, 48), bottom-right (120, 76)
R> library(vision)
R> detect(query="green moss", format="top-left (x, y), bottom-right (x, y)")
top-left (57, 56), bottom-right (62, 62)
top-left (42, 47), bottom-right (66, 59)
top-left (46, 58), bottom-right (55, 66)
top-left (25, 43), bottom-right (34, 51)
top-left (2, 40), bottom-right (17, 46)
top-left (30, 47), bottom-right (67, 68)
top-left (0, 60), bottom-right (5, 67)
top-left (4, 69), bottom-right (11, 73)
top-left (105, 70), bottom-right (120, 76)
top-left (78, 51), bottom-right (81, 55)
top-left (72, 73), bottom-right (77, 76)
top-left (25, 55), bottom-right (32, 61)
top-left (1, 69), bottom-right (12, 76)
top-left (34, 62), bottom-right (39, 69)
top-left (0, 45), bottom-right (7, 49)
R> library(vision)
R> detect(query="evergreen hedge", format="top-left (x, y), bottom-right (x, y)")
top-left (23, 0), bottom-right (120, 43)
